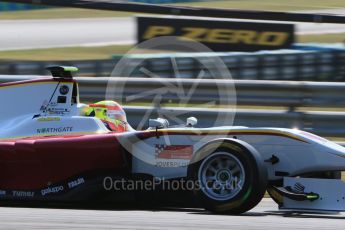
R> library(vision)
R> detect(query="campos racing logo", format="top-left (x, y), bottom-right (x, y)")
top-left (155, 145), bottom-right (193, 160)
top-left (37, 126), bottom-right (73, 134)
top-left (155, 145), bottom-right (193, 168)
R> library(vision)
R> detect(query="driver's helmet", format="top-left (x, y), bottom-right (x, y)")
top-left (85, 101), bottom-right (128, 132)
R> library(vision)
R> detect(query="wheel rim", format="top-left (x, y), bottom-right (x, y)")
top-left (198, 152), bottom-right (245, 201)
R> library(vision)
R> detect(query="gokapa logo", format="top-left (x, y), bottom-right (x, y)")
top-left (106, 36), bottom-right (237, 167)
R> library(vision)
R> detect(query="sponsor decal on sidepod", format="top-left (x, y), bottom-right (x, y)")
top-left (68, 177), bottom-right (85, 189)
top-left (37, 127), bottom-right (73, 134)
top-left (12, 191), bottom-right (34, 197)
top-left (41, 186), bottom-right (64, 196)
top-left (155, 145), bottom-right (193, 168)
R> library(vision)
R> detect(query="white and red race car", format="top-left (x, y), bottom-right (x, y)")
top-left (0, 66), bottom-right (345, 214)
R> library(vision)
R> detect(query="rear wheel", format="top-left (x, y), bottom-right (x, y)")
top-left (188, 139), bottom-right (267, 214)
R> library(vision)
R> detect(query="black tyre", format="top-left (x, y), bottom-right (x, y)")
top-left (188, 139), bottom-right (267, 214)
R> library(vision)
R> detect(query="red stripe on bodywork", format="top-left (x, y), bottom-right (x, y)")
top-left (137, 131), bottom-right (307, 143)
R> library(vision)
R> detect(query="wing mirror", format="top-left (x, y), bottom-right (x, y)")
top-left (148, 118), bottom-right (169, 129)
top-left (186, 117), bottom-right (198, 127)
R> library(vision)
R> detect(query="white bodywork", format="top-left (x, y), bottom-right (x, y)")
top-left (126, 127), bottom-right (345, 212)
top-left (0, 78), bottom-right (109, 140)
top-left (129, 127), bottom-right (345, 180)
top-left (1, 76), bottom-right (345, 213)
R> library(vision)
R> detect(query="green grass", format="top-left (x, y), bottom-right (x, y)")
top-left (0, 0), bottom-right (344, 20)
top-left (180, 0), bottom-right (345, 11)
top-left (0, 8), bottom-right (134, 20)
top-left (0, 44), bottom-right (184, 60)
top-left (0, 45), bottom-right (133, 61)
top-left (298, 33), bottom-right (345, 43)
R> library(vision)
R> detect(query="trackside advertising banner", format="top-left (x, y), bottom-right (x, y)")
top-left (137, 16), bottom-right (295, 52)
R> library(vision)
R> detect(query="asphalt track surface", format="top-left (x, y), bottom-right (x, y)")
top-left (1, 16), bottom-right (345, 51)
top-left (0, 17), bottom-right (136, 51)
top-left (0, 199), bottom-right (344, 229)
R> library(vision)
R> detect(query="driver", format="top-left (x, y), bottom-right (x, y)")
top-left (85, 101), bottom-right (129, 132)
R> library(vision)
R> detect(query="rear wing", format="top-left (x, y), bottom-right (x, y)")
top-left (46, 66), bottom-right (79, 79)
top-left (0, 66), bottom-right (80, 123)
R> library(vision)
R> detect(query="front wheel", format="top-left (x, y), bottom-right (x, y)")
top-left (188, 139), bottom-right (268, 214)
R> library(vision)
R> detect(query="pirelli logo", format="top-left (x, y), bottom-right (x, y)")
top-left (137, 16), bottom-right (294, 52)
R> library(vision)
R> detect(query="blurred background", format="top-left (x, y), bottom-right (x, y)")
top-left (0, 0), bottom-right (345, 145)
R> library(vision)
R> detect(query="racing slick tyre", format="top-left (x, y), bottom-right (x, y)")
top-left (187, 139), bottom-right (267, 214)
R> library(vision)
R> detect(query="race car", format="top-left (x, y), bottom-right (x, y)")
top-left (0, 66), bottom-right (345, 214)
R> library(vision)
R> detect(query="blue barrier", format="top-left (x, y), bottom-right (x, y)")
top-left (0, 1), bottom-right (202, 11)
top-left (292, 43), bottom-right (345, 51)
top-left (0, 3), bottom-right (46, 11)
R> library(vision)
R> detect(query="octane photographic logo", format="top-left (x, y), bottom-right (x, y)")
top-left (106, 36), bottom-right (237, 166)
